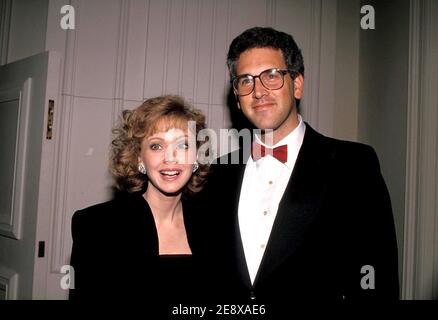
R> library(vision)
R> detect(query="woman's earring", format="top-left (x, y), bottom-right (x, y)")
top-left (138, 162), bottom-right (146, 174)
top-left (192, 161), bottom-right (199, 173)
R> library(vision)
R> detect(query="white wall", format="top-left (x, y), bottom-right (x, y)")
top-left (358, 0), bottom-right (409, 282)
top-left (403, 0), bottom-right (438, 300)
top-left (334, 0), bottom-right (360, 141)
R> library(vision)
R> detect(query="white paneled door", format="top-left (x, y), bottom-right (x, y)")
top-left (0, 51), bottom-right (62, 299)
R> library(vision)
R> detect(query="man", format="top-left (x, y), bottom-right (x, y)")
top-left (198, 27), bottom-right (399, 308)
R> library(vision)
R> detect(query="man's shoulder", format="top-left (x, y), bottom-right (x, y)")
top-left (327, 136), bottom-right (376, 156)
top-left (305, 124), bottom-right (377, 161)
top-left (319, 138), bottom-right (381, 177)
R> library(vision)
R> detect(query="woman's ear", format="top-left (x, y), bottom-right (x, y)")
top-left (293, 74), bottom-right (304, 100)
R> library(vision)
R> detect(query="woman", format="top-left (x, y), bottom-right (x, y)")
top-left (69, 95), bottom-right (209, 306)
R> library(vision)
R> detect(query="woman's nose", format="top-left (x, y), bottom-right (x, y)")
top-left (164, 146), bottom-right (177, 163)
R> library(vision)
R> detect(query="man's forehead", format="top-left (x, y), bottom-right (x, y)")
top-left (236, 48), bottom-right (286, 71)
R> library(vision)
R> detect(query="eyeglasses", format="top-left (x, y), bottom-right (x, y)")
top-left (232, 68), bottom-right (289, 96)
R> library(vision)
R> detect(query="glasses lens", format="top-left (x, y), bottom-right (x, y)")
top-left (260, 69), bottom-right (284, 90)
top-left (234, 76), bottom-right (254, 96)
top-left (233, 69), bottom-right (286, 96)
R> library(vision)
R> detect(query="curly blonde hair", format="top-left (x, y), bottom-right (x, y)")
top-left (110, 95), bottom-right (209, 196)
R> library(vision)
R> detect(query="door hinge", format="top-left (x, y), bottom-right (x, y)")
top-left (46, 100), bottom-right (54, 139)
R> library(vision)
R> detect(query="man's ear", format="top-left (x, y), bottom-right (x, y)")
top-left (293, 74), bottom-right (304, 100)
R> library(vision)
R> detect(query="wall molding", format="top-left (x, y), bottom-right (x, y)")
top-left (192, 0), bottom-right (202, 103)
top-left (266, 0), bottom-right (276, 26)
top-left (403, 0), bottom-right (438, 300)
top-left (402, 0), bottom-right (421, 300)
top-left (0, 0), bottom-right (12, 65)
top-left (306, 0), bottom-right (322, 128)
top-left (112, 0), bottom-right (130, 125)
top-left (207, 0), bottom-right (217, 124)
top-left (50, 0), bottom-right (81, 272)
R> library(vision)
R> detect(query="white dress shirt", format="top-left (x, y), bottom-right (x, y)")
top-left (238, 115), bottom-right (306, 284)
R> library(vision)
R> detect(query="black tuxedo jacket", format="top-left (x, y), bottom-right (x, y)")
top-left (197, 123), bottom-right (399, 305)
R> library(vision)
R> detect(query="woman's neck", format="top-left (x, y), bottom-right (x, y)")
top-left (143, 186), bottom-right (182, 224)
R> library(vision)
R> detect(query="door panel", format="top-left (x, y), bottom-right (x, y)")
top-left (0, 51), bottom-right (61, 299)
top-left (0, 81), bottom-right (31, 240)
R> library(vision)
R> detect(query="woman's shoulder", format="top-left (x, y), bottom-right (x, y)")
top-left (73, 198), bottom-right (116, 220)
top-left (71, 199), bottom-right (118, 237)
top-left (72, 192), bottom-right (147, 227)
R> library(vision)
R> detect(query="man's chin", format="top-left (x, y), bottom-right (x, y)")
top-left (251, 121), bottom-right (275, 131)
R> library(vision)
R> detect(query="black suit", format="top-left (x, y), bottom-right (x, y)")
top-left (198, 123), bottom-right (399, 308)
top-left (69, 191), bottom-right (206, 309)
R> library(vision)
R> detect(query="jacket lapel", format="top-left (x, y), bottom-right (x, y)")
top-left (231, 163), bottom-right (252, 289)
top-left (220, 147), bottom-right (254, 290)
top-left (254, 124), bottom-right (333, 286)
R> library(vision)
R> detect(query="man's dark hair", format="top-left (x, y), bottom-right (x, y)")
top-left (227, 27), bottom-right (304, 80)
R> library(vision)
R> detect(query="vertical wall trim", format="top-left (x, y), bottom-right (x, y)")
top-left (266, 0), bottom-right (277, 27)
top-left (207, 0), bottom-right (217, 124)
top-left (51, 94), bottom-right (74, 272)
top-left (307, 0), bottom-right (322, 127)
top-left (112, 0), bottom-right (130, 125)
top-left (161, 0), bottom-right (171, 95)
top-left (223, 0), bottom-right (232, 128)
top-left (403, 0), bottom-right (438, 300)
top-left (142, 0), bottom-right (151, 99)
top-left (192, 0), bottom-right (201, 103)
top-left (0, 0), bottom-right (12, 65)
top-left (402, 0), bottom-right (421, 300)
top-left (416, 0), bottom-right (438, 299)
top-left (177, 0), bottom-right (187, 95)
top-left (50, 0), bottom-right (81, 271)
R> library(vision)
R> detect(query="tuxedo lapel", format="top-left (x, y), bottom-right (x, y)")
top-left (254, 124), bottom-right (334, 286)
top-left (230, 162), bottom-right (252, 289)
top-left (210, 147), bottom-right (254, 290)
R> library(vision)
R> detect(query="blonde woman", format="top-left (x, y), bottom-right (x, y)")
top-left (69, 95), bottom-right (209, 306)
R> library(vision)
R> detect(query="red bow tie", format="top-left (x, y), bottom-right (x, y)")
top-left (251, 142), bottom-right (288, 163)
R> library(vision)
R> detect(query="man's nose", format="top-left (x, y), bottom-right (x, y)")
top-left (253, 77), bottom-right (268, 99)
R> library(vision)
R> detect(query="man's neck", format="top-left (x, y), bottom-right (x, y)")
top-left (259, 113), bottom-right (300, 146)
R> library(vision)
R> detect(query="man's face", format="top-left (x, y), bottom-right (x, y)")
top-left (234, 47), bottom-right (303, 143)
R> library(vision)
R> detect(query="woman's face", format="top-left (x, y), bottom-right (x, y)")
top-left (139, 125), bottom-right (196, 196)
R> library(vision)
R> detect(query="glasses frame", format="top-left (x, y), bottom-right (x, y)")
top-left (232, 68), bottom-right (289, 97)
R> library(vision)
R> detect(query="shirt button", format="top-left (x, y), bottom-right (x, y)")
top-left (250, 291), bottom-right (256, 300)
top-left (263, 210), bottom-right (268, 215)
top-left (260, 244), bottom-right (265, 249)
top-left (268, 180), bottom-right (273, 185)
